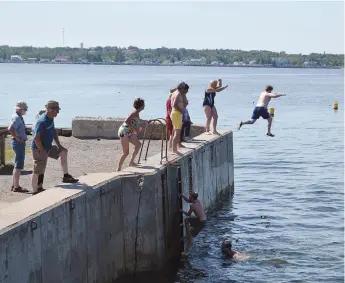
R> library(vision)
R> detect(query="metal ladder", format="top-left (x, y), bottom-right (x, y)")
top-left (137, 118), bottom-right (168, 165)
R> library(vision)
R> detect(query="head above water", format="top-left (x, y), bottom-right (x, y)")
top-left (133, 98), bottom-right (145, 111)
top-left (222, 239), bottom-right (232, 250)
top-left (265, 85), bottom-right (273, 93)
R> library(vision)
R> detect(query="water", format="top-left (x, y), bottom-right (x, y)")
top-left (0, 64), bottom-right (343, 282)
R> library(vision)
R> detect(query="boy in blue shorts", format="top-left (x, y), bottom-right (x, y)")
top-left (237, 85), bottom-right (286, 137)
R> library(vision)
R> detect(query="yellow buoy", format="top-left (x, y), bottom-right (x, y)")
top-left (333, 101), bottom-right (338, 110)
top-left (269, 107), bottom-right (275, 117)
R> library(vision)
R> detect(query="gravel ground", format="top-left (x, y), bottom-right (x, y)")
top-left (0, 136), bottom-right (163, 207)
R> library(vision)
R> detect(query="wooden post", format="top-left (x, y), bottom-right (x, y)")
top-left (0, 131), bottom-right (6, 166)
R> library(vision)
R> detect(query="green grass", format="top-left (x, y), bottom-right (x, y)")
top-left (5, 145), bottom-right (32, 169)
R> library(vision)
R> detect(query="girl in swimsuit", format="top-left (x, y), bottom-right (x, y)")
top-left (117, 98), bottom-right (149, 171)
top-left (203, 79), bottom-right (228, 135)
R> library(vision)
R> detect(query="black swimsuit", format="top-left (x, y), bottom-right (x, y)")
top-left (203, 91), bottom-right (216, 108)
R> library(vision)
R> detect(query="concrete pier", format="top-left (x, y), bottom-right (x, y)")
top-left (0, 130), bottom-right (234, 283)
top-left (72, 116), bottom-right (205, 139)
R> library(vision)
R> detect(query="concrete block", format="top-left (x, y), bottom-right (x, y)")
top-left (226, 132), bottom-right (235, 195)
top-left (0, 215), bottom-right (42, 283)
top-left (86, 177), bottom-right (125, 283)
top-left (192, 147), bottom-right (205, 208)
top-left (166, 166), bottom-right (181, 258)
top-left (121, 175), bottom-right (142, 273)
top-left (72, 116), bottom-right (205, 140)
top-left (40, 193), bottom-right (87, 283)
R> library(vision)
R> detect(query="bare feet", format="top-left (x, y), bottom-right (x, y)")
top-left (205, 131), bottom-right (212, 135)
top-left (116, 167), bottom-right (121, 172)
top-left (129, 162), bottom-right (138, 167)
top-left (172, 151), bottom-right (183, 156)
top-left (237, 121), bottom-right (243, 130)
top-left (212, 131), bottom-right (220, 135)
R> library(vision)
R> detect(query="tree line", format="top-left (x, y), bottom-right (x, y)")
top-left (0, 45), bottom-right (343, 67)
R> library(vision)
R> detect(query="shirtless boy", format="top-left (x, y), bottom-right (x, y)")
top-left (237, 85), bottom-right (286, 137)
top-left (170, 82), bottom-right (189, 155)
top-left (180, 192), bottom-right (207, 255)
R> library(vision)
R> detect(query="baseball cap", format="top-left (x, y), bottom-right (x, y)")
top-left (45, 100), bottom-right (61, 110)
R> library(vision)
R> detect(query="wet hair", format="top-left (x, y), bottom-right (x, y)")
top-left (133, 98), bottom-right (145, 110)
top-left (222, 240), bottom-right (232, 250)
top-left (190, 191), bottom-right (198, 200)
top-left (177, 82), bottom-right (190, 91)
top-left (265, 85), bottom-right (273, 92)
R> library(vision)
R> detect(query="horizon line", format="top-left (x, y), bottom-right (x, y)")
top-left (0, 44), bottom-right (343, 56)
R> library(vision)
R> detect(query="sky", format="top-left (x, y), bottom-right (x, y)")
top-left (0, 1), bottom-right (344, 54)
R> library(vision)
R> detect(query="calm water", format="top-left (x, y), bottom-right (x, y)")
top-left (1, 64), bottom-right (344, 282)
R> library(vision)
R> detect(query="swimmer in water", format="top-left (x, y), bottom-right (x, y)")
top-left (237, 85), bottom-right (286, 137)
top-left (221, 239), bottom-right (249, 261)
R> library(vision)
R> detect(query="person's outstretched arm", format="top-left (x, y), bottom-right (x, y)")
top-left (269, 93), bottom-right (286, 98)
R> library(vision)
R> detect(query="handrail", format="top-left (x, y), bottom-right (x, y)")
top-left (137, 118), bottom-right (168, 165)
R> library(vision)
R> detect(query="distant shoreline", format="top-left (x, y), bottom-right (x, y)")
top-left (0, 61), bottom-right (342, 70)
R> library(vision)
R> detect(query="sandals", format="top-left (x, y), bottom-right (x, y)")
top-left (266, 133), bottom-right (275, 137)
top-left (11, 186), bottom-right (30, 193)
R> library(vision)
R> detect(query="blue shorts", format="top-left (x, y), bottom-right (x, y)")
top-left (11, 140), bottom-right (26, 169)
top-left (251, 107), bottom-right (270, 120)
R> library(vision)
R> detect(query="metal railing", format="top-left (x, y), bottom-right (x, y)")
top-left (137, 118), bottom-right (168, 165)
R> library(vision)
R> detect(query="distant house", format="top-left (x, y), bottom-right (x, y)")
top-left (187, 57), bottom-right (206, 65)
top-left (55, 56), bottom-right (69, 63)
top-left (174, 61), bottom-right (183, 66)
top-left (27, 58), bottom-right (38, 63)
top-left (40, 58), bottom-right (50, 63)
top-left (162, 60), bottom-right (173, 66)
top-left (10, 55), bottom-right (23, 63)
top-left (303, 61), bottom-right (318, 67)
top-left (273, 57), bottom-right (289, 67)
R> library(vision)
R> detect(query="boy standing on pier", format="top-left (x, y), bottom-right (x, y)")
top-left (180, 192), bottom-right (207, 255)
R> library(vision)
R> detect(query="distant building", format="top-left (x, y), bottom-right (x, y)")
top-left (273, 57), bottom-right (289, 67)
top-left (10, 55), bottom-right (23, 63)
top-left (80, 43), bottom-right (84, 49)
top-left (40, 58), bottom-right (50, 63)
top-left (187, 57), bottom-right (207, 65)
top-left (54, 56), bottom-right (69, 63)
top-left (27, 58), bottom-right (38, 63)
top-left (303, 61), bottom-right (319, 67)
top-left (173, 61), bottom-right (183, 66)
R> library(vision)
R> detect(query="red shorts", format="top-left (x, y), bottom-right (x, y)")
top-left (166, 117), bottom-right (173, 137)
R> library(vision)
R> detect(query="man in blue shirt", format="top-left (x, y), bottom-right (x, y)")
top-left (31, 100), bottom-right (78, 194)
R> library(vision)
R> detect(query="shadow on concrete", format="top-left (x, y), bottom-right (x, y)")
top-left (54, 182), bottom-right (89, 191)
top-left (0, 164), bottom-right (13, 175)
top-left (0, 165), bottom-right (32, 176)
